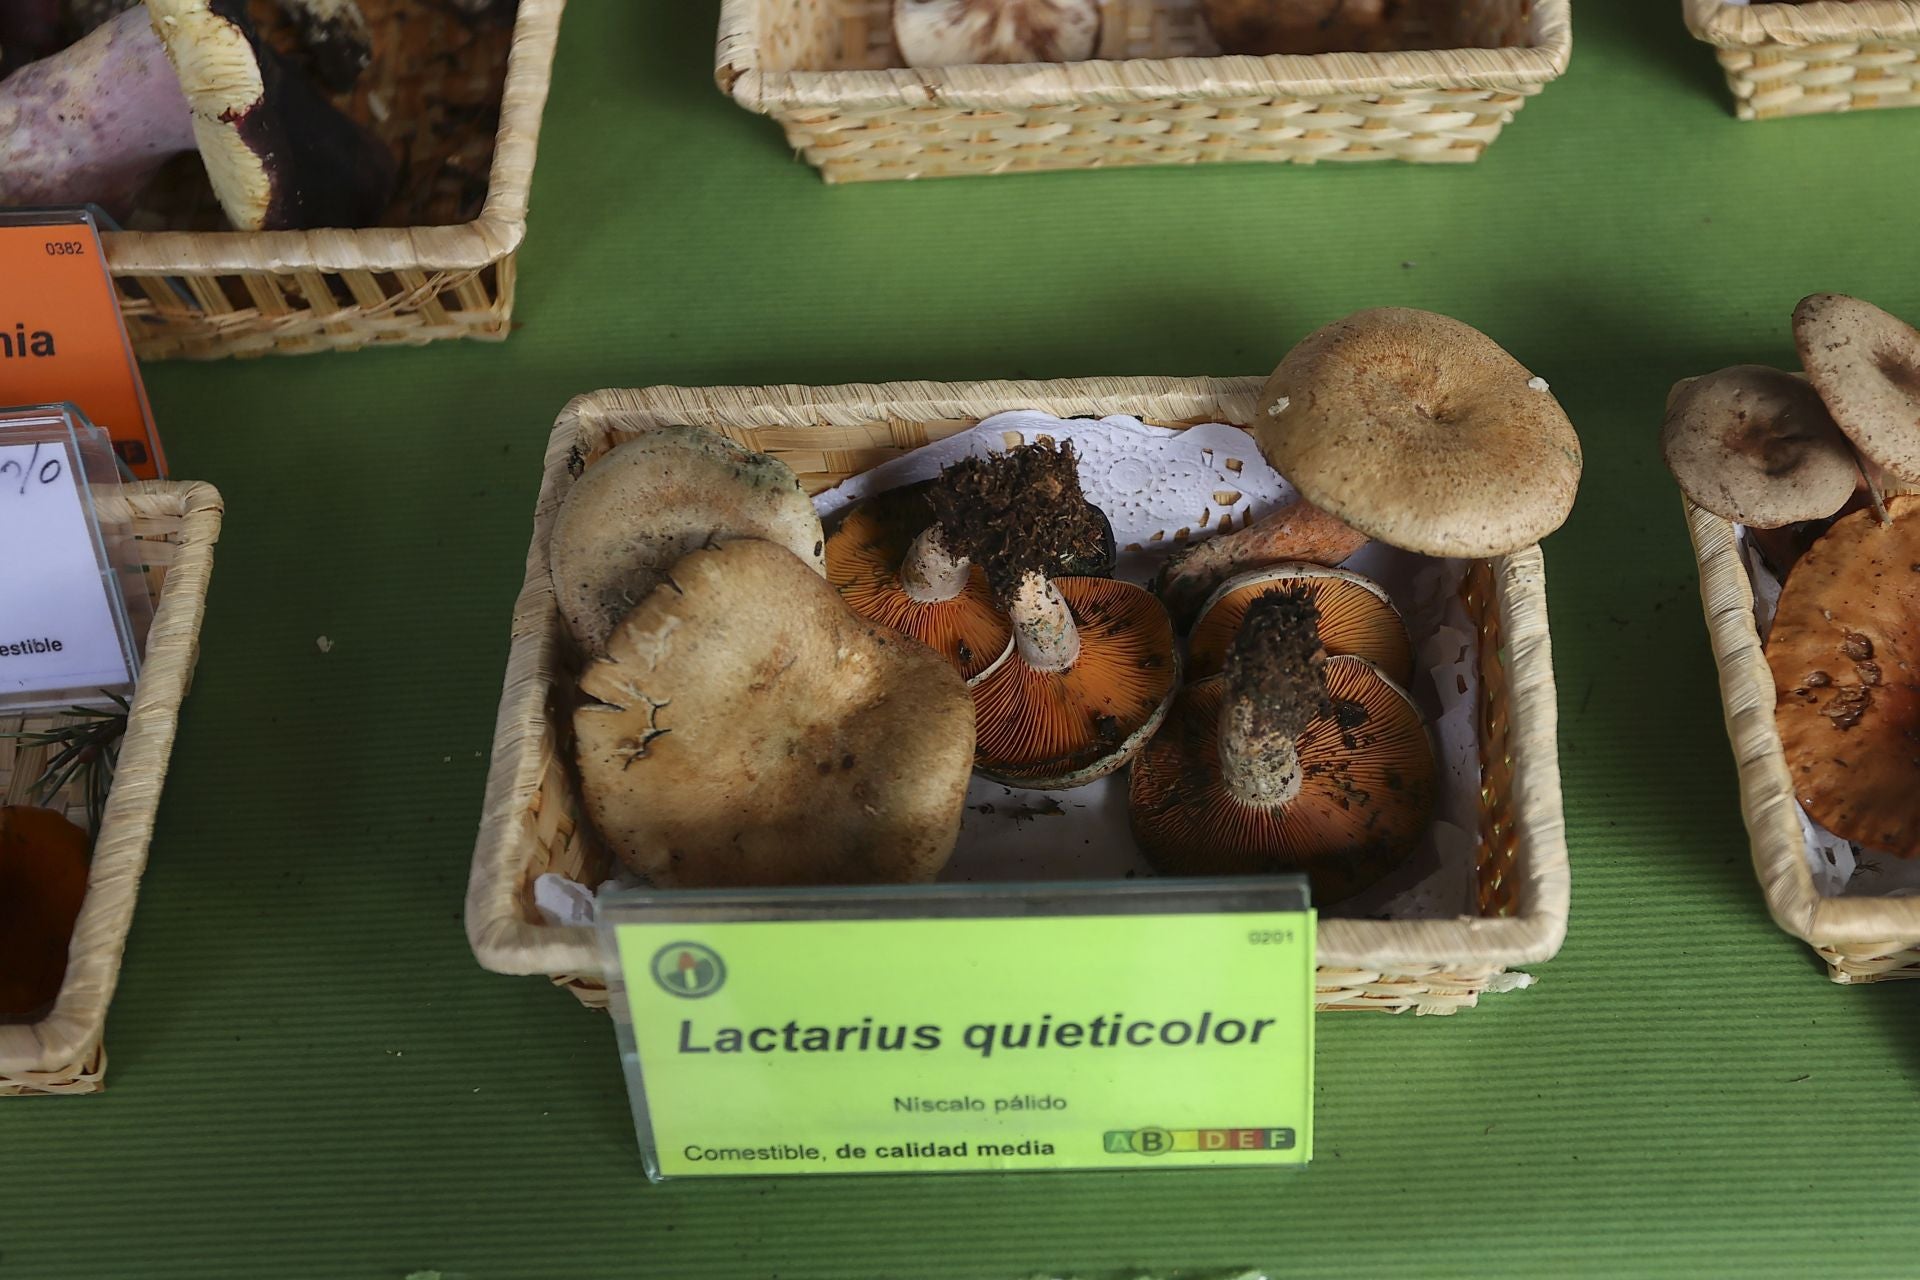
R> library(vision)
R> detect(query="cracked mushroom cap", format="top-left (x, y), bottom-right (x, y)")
top-left (825, 482), bottom-right (1014, 683)
top-left (1661, 366), bottom-right (1859, 529)
top-left (1255, 308), bottom-right (1582, 558)
top-left (574, 539), bottom-right (976, 888)
top-left (550, 425), bottom-right (825, 653)
top-left (147, 0), bottom-right (395, 230)
top-left (1768, 494), bottom-right (1920, 858)
top-left (1187, 563), bottom-right (1413, 683)
top-left (969, 576), bottom-right (1179, 789)
top-left (1794, 293), bottom-right (1920, 486)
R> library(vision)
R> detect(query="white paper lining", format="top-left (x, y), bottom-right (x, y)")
top-left (537, 412), bottom-right (1484, 924)
top-left (1735, 527), bottom-right (1911, 897)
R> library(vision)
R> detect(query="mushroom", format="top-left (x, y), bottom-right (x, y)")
top-left (1794, 293), bottom-right (1920, 524)
top-left (1767, 494), bottom-right (1920, 859)
top-left (894, 0), bottom-right (1103, 67)
top-left (1255, 308), bottom-right (1582, 558)
top-left (550, 425), bottom-right (826, 654)
top-left (1421, 0), bottom-right (1531, 48)
top-left (1186, 563), bottom-right (1413, 684)
top-left (0, 1), bottom-right (395, 229)
top-left (1129, 587), bottom-right (1435, 906)
top-left (1661, 365), bottom-right (1859, 529)
top-left (931, 442), bottom-right (1178, 788)
top-left (1200, 0), bottom-right (1399, 56)
top-left (574, 539), bottom-right (976, 888)
top-left (65, 0), bottom-right (373, 90)
top-left (825, 482), bottom-right (1013, 683)
top-left (826, 473), bottom-right (1115, 683)
top-left (0, 805), bottom-right (90, 1019)
top-left (1153, 495), bottom-right (1369, 627)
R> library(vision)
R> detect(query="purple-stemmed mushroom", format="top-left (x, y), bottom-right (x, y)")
top-left (0, 0), bottom-right (394, 229)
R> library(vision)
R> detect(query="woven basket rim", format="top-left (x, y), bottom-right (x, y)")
top-left (0, 480), bottom-right (224, 1077)
top-left (101, 0), bottom-right (564, 276)
top-left (717, 0), bottom-right (1572, 113)
top-left (1684, 0), bottom-right (1920, 48)
top-left (465, 378), bottom-right (1571, 984)
top-left (1683, 491), bottom-right (1920, 948)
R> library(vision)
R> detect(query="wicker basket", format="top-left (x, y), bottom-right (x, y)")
top-left (1684, 495), bottom-right (1920, 983)
top-left (1684, 0), bottom-right (1920, 119)
top-left (466, 379), bottom-right (1571, 1015)
top-left (104, 0), bottom-right (563, 360)
top-left (716, 0), bottom-right (1572, 180)
top-left (0, 482), bottom-right (223, 1095)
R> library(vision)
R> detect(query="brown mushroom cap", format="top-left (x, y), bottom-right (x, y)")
top-left (826, 483), bottom-right (1015, 683)
top-left (1254, 308), bottom-right (1582, 557)
top-left (1187, 564), bottom-right (1413, 684)
top-left (1768, 494), bottom-right (1920, 858)
top-left (1794, 293), bottom-right (1920, 486)
top-left (575, 539), bottom-right (976, 888)
top-left (1127, 658), bottom-right (1435, 906)
top-left (969, 576), bottom-right (1178, 788)
top-left (550, 426), bottom-right (824, 653)
top-left (1661, 366), bottom-right (1859, 528)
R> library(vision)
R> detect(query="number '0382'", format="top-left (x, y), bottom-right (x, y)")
top-left (44, 241), bottom-right (85, 256)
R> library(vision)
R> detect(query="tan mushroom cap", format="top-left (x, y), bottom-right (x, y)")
top-left (575, 539), bottom-right (976, 888)
top-left (1661, 366), bottom-right (1859, 528)
top-left (1794, 294), bottom-right (1920, 485)
top-left (1768, 494), bottom-right (1920, 859)
top-left (894, 0), bottom-right (1102, 67)
top-left (550, 425), bottom-right (825, 653)
top-left (1254, 308), bottom-right (1582, 558)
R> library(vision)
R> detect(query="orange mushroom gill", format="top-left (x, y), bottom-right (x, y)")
top-left (825, 482), bottom-right (1012, 682)
top-left (1129, 590), bottom-right (1435, 907)
top-left (1187, 564), bottom-right (1413, 684)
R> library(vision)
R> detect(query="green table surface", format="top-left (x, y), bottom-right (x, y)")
top-left (8, 2), bottom-right (1920, 1277)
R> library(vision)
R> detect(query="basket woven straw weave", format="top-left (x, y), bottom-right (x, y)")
top-left (467, 379), bottom-right (1571, 1016)
top-left (1684, 496), bottom-right (1920, 983)
top-left (1684, 0), bottom-right (1920, 119)
top-left (716, 0), bottom-right (1572, 180)
top-left (0, 482), bottom-right (223, 1095)
top-left (103, 0), bottom-right (563, 360)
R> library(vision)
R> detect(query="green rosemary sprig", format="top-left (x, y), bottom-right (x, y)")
top-left (2, 695), bottom-right (129, 833)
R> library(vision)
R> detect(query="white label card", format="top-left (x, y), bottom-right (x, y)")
top-left (0, 440), bottom-right (134, 700)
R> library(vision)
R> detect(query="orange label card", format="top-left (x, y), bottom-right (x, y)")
top-left (0, 213), bottom-right (165, 479)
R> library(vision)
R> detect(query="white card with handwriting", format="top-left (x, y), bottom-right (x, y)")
top-left (0, 440), bottom-right (135, 702)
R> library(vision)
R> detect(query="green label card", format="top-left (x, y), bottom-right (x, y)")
top-left (603, 884), bottom-right (1314, 1179)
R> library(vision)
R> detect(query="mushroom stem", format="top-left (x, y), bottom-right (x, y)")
top-left (1861, 455), bottom-right (1893, 526)
top-left (1215, 588), bottom-right (1330, 809)
top-left (0, 8), bottom-right (196, 216)
top-left (1007, 572), bottom-right (1082, 674)
top-left (899, 525), bottom-right (971, 603)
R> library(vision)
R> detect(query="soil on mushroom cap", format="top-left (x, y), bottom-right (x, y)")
top-left (930, 441), bottom-right (1110, 597)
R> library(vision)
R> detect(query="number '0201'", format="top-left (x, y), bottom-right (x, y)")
top-left (1247, 930), bottom-right (1295, 945)
top-left (44, 240), bottom-right (85, 256)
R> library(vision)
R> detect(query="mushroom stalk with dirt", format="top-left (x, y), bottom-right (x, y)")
top-left (828, 458), bottom-right (1116, 682)
top-left (1186, 562), bottom-right (1412, 683)
top-left (1129, 587), bottom-right (1436, 907)
top-left (930, 441), bottom-right (1177, 789)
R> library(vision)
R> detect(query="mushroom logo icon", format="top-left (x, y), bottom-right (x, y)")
top-left (650, 942), bottom-right (726, 999)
